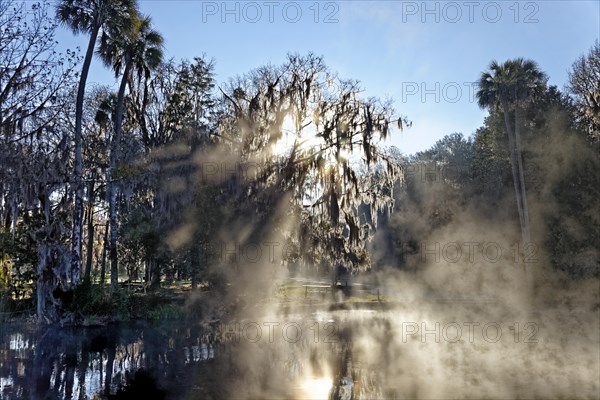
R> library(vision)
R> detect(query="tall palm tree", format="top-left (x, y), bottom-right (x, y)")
top-left (94, 92), bottom-right (117, 286)
top-left (56, 0), bottom-right (137, 286)
top-left (476, 58), bottom-right (547, 288)
top-left (98, 14), bottom-right (164, 289)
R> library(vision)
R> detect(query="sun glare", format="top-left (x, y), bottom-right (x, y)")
top-left (296, 376), bottom-right (333, 400)
top-left (271, 114), bottom-right (296, 156)
top-left (272, 114), bottom-right (324, 157)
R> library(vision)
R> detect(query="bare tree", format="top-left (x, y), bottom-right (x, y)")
top-left (0, 0), bottom-right (78, 320)
top-left (568, 40), bottom-right (600, 137)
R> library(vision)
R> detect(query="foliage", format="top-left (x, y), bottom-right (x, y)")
top-left (146, 303), bottom-right (184, 320)
top-left (216, 53), bottom-right (409, 271)
top-left (56, 0), bottom-right (138, 286)
top-left (379, 84), bottom-right (599, 279)
top-left (0, 0), bottom-right (79, 140)
top-left (568, 40), bottom-right (600, 135)
top-left (0, 0), bottom-right (79, 320)
top-left (0, 222), bottom-right (38, 299)
top-left (1, 0), bottom-right (598, 322)
top-left (67, 283), bottom-right (134, 317)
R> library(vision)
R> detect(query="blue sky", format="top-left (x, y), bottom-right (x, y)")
top-left (55, 0), bottom-right (599, 155)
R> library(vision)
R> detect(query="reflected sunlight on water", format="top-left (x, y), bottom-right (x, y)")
top-left (295, 376), bottom-right (333, 400)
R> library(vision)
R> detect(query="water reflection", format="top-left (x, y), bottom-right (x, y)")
top-left (0, 322), bottom-right (218, 399)
top-left (0, 318), bottom-right (352, 399)
top-left (3, 306), bottom-right (595, 399)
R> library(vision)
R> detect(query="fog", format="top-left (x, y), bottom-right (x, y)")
top-left (163, 123), bottom-right (600, 399)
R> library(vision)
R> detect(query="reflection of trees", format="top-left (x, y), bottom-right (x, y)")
top-left (2, 321), bottom-right (359, 399)
top-left (103, 330), bottom-right (116, 396)
top-left (0, 323), bottom-right (208, 398)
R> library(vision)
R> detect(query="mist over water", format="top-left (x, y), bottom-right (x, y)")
top-left (182, 124), bottom-right (599, 399)
top-left (116, 51), bottom-right (599, 398)
top-left (1, 140), bottom-right (597, 400)
top-left (203, 263), bottom-right (598, 399)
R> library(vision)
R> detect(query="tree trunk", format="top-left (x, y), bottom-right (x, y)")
top-left (108, 184), bottom-right (118, 289)
top-left (190, 244), bottom-right (198, 290)
top-left (132, 76), bottom-right (152, 151)
top-left (37, 189), bottom-right (56, 321)
top-left (502, 101), bottom-right (532, 289)
top-left (36, 252), bottom-right (49, 320)
top-left (109, 59), bottom-right (132, 290)
top-left (36, 244), bottom-right (57, 322)
top-left (100, 219), bottom-right (109, 286)
top-left (501, 101), bottom-right (525, 232)
top-left (150, 259), bottom-right (161, 290)
top-left (84, 180), bottom-right (95, 284)
top-left (513, 106), bottom-right (533, 287)
top-left (71, 24), bottom-right (101, 287)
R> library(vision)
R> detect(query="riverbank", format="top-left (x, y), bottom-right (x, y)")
top-left (0, 278), bottom-right (391, 327)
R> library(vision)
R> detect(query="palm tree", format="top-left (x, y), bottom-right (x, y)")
top-left (98, 14), bottom-right (164, 289)
top-left (476, 58), bottom-right (547, 288)
top-left (56, 0), bottom-right (137, 286)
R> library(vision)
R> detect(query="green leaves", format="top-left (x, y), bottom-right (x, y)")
top-left (56, 0), bottom-right (138, 37)
top-left (476, 58), bottom-right (548, 111)
top-left (98, 13), bottom-right (163, 79)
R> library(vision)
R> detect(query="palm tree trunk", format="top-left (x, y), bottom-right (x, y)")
top-left (514, 106), bottom-right (533, 287)
top-left (109, 59), bottom-right (132, 290)
top-left (71, 24), bottom-right (101, 287)
top-left (130, 76), bottom-right (152, 151)
top-left (502, 101), bottom-right (533, 289)
top-left (84, 179), bottom-right (95, 284)
top-left (108, 169), bottom-right (118, 289)
top-left (501, 101), bottom-right (526, 238)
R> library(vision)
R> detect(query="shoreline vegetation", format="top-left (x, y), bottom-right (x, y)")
top-left (0, 0), bottom-right (597, 327)
top-left (0, 277), bottom-right (388, 326)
